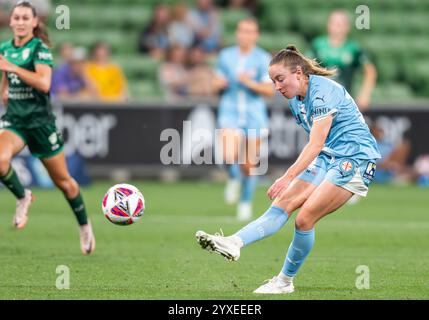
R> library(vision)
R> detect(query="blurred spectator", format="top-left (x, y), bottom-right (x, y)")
top-left (85, 41), bottom-right (129, 102)
top-left (28, 0), bottom-right (51, 22)
top-left (0, 0), bottom-right (50, 24)
top-left (57, 41), bottom-right (73, 65)
top-left (159, 45), bottom-right (189, 101)
top-left (371, 123), bottom-right (414, 184)
top-left (414, 155), bottom-right (429, 187)
top-left (188, 0), bottom-right (222, 54)
top-left (186, 45), bottom-right (216, 99)
top-left (138, 4), bottom-right (170, 59)
top-left (0, 0), bottom-right (10, 27)
top-left (168, 3), bottom-right (195, 49)
top-left (308, 9), bottom-right (377, 111)
top-left (219, 0), bottom-right (259, 15)
top-left (51, 46), bottom-right (98, 101)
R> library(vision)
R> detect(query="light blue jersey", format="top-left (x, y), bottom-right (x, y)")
top-left (216, 46), bottom-right (272, 134)
top-left (288, 75), bottom-right (381, 160)
top-left (288, 75), bottom-right (381, 196)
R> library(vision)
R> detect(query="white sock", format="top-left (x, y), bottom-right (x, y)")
top-left (278, 272), bottom-right (293, 283)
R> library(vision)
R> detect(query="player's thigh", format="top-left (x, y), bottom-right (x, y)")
top-left (241, 137), bottom-right (261, 175)
top-left (218, 128), bottom-right (244, 162)
top-left (40, 151), bottom-right (72, 182)
top-left (0, 129), bottom-right (26, 163)
top-left (296, 180), bottom-right (353, 229)
top-left (272, 178), bottom-right (318, 215)
top-left (272, 153), bottom-right (329, 214)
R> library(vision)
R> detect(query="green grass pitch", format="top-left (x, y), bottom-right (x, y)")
top-left (0, 181), bottom-right (428, 299)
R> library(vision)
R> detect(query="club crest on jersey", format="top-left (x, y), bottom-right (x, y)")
top-left (48, 132), bottom-right (58, 145)
top-left (339, 159), bottom-right (354, 175)
top-left (363, 162), bottom-right (376, 181)
top-left (22, 48), bottom-right (30, 60)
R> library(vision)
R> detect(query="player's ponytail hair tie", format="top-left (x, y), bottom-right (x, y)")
top-left (270, 44), bottom-right (337, 77)
top-left (285, 45), bottom-right (299, 53)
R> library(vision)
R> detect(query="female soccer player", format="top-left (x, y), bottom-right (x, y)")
top-left (0, 1), bottom-right (95, 254)
top-left (196, 45), bottom-right (381, 293)
top-left (214, 18), bottom-right (274, 220)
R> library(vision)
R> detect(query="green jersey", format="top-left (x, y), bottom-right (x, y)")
top-left (0, 37), bottom-right (55, 128)
top-left (308, 36), bottom-right (369, 93)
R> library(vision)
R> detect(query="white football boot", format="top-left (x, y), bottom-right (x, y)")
top-left (237, 202), bottom-right (252, 221)
top-left (79, 220), bottom-right (96, 255)
top-left (253, 275), bottom-right (295, 294)
top-left (224, 179), bottom-right (240, 205)
top-left (13, 189), bottom-right (34, 230)
top-left (195, 230), bottom-right (241, 261)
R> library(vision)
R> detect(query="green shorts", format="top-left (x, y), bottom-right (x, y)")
top-left (1, 122), bottom-right (64, 159)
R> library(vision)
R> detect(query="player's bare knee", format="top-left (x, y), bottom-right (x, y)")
top-left (55, 176), bottom-right (78, 197)
top-left (274, 196), bottom-right (302, 215)
top-left (295, 214), bottom-right (314, 231)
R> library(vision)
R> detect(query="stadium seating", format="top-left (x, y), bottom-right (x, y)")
top-left (32, 1), bottom-right (429, 101)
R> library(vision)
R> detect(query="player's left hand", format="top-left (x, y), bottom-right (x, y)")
top-left (267, 173), bottom-right (294, 200)
top-left (238, 73), bottom-right (253, 87)
top-left (0, 55), bottom-right (15, 73)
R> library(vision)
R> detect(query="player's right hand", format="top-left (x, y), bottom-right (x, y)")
top-left (267, 174), bottom-right (293, 200)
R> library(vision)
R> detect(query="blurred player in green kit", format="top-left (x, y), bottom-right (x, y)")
top-left (308, 10), bottom-right (377, 111)
top-left (0, 1), bottom-right (95, 254)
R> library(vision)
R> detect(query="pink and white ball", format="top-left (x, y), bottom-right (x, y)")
top-left (102, 184), bottom-right (145, 226)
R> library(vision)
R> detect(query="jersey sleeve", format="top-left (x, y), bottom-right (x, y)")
top-left (215, 50), bottom-right (228, 79)
top-left (34, 42), bottom-right (54, 66)
top-left (311, 85), bottom-right (341, 122)
top-left (257, 51), bottom-right (272, 83)
top-left (0, 43), bottom-right (4, 56)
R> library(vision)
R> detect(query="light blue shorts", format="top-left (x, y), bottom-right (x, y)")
top-left (217, 109), bottom-right (268, 138)
top-left (297, 152), bottom-right (377, 197)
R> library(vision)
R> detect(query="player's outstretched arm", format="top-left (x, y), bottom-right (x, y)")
top-left (0, 56), bottom-right (51, 93)
top-left (1, 71), bottom-right (8, 106)
top-left (356, 62), bottom-right (377, 111)
top-left (238, 73), bottom-right (275, 97)
top-left (267, 115), bottom-right (333, 200)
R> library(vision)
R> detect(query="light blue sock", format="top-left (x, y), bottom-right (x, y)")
top-left (228, 163), bottom-right (241, 180)
top-left (240, 175), bottom-right (258, 203)
top-left (235, 206), bottom-right (289, 247)
top-left (281, 227), bottom-right (315, 277)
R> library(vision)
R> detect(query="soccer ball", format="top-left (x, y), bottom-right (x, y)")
top-left (102, 183), bottom-right (145, 226)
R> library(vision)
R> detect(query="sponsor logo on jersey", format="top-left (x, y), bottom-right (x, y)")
top-left (38, 51), bottom-right (53, 61)
top-left (8, 73), bottom-right (20, 85)
top-left (313, 107), bottom-right (329, 118)
top-left (22, 48), bottom-right (30, 60)
top-left (315, 96), bottom-right (325, 103)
